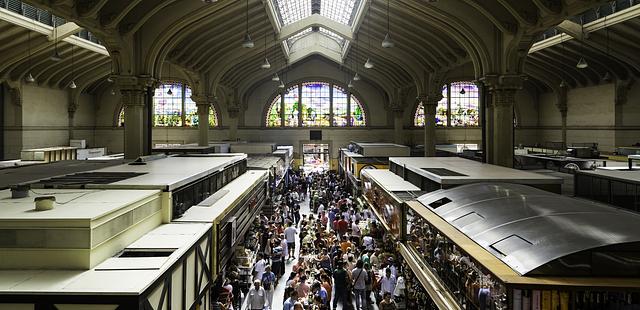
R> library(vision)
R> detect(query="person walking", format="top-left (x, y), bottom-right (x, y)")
top-left (284, 222), bottom-right (298, 260)
top-left (247, 279), bottom-right (268, 310)
top-left (378, 292), bottom-right (397, 310)
top-left (352, 260), bottom-right (370, 310)
top-left (332, 261), bottom-right (350, 310)
top-left (379, 268), bottom-right (397, 299)
top-left (261, 265), bottom-right (276, 307)
top-left (253, 253), bottom-right (267, 282)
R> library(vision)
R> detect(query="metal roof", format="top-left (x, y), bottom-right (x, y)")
top-left (417, 183), bottom-right (640, 276)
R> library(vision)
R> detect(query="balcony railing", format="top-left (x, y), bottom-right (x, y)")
top-left (0, 0), bottom-right (102, 45)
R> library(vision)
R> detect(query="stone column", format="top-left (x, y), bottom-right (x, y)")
top-left (116, 76), bottom-right (154, 159)
top-left (227, 107), bottom-right (239, 141)
top-left (67, 106), bottom-right (76, 140)
top-left (419, 93), bottom-right (440, 157)
top-left (482, 75), bottom-right (523, 168)
top-left (191, 95), bottom-right (210, 146)
top-left (484, 92), bottom-right (494, 164)
top-left (557, 84), bottom-right (568, 149)
top-left (392, 107), bottom-right (404, 145)
top-left (492, 88), bottom-right (517, 167)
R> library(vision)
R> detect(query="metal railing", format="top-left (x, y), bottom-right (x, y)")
top-left (0, 0), bottom-right (102, 45)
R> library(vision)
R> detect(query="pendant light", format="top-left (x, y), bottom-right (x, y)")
top-left (241, 0), bottom-right (254, 48)
top-left (381, 0), bottom-right (394, 48)
top-left (111, 88), bottom-right (116, 96)
top-left (348, 80), bottom-right (354, 88)
top-left (459, 86), bottom-right (466, 95)
top-left (166, 63), bottom-right (173, 95)
top-left (353, 33), bottom-right (360, 81)
top-left (602, 14), bottom-right (612, 82)
top-left (50, 19), bottom-right (62, 61)
top-left (576, 17), bottom-right (588, 69)
top-left (107, 61), bottom-right (114, 83)
top-left (25, 20), bottom-right (35, 83)
top-left (364, 3), bottom-right (374, 69)
top-left (260, 32), bottom-right (271, 69)
top-left (559, 33), bottom-right (568, 88)
top-left (69, 45), bottom-right (77, 89)
top-left (272, 73), bottom-right (280, 81)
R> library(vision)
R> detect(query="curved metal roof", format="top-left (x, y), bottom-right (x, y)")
top-left (417, 183), bottom-right (640, 276)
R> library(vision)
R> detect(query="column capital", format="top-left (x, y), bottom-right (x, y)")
top-left (479, 74), bottom-right (524, 91)
top-left (191, 95), bottom-right (213, 106)
top-left (227, 106), bottom-right (240, 118)
top-left (113, 75), bottom-right (157, 92)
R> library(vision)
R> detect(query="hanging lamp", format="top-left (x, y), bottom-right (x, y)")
top-left (459, 86), bottom-right (466, 95)
top-left (69, 45), bottom-right (77, 89)
top-left (260, 32), bottom-right (271, 69)
top-left (381, 0), bottom-right (394, 48)
top-left (111, 88), bottom-right (116, 96)
top-left (576, 17), bottom-right (588, 69)
top-left (25, 21), bottom-right (35, 83)
top-left (364, 3), bottom-right (374, 69)
top-left (241, 0), bottom-right (254, 48)
top-left (602, 14), bottom-right (612, 82)
top-left (353, 33), bottom-right (360, 81)
top-left (50, 19), bottom-right (62, 61)
top-left (272, 73), bottom-right (280, 81)
top-left (166, 64), bottom-right (173, 95)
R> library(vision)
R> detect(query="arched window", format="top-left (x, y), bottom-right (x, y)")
top-left (117, 82), bottom-right (219, 127)
top-left (414, 81), bottom-right (478, 127)
top-left (266, 81), bottom-right (367, 127)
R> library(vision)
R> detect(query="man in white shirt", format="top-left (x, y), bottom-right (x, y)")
top-left (362, 235), bottom-right (374, 251)
top-left (284, 223), bottom-right (298, 260)
top-left (253, 253), bottom-right (267, 282)
top-left (317, 203), bottom-right (325, 215)
top-left (247, 279), bottom-right (268, 310)
top-left (379, 268), bottom-right (396, 297)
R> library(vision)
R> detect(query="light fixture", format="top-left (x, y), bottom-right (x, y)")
top-left (202, 0), bottom-right (217, 3)
top-left (382, 0), bottom-right (394, 48)
top-left (278, 81), bottom-right (285, 88)
top-left (576, 57), bottom-right (588, 69)
top-left (260, 31), bottom-right (271, 69)
top-left (364, 4), bottom-right (374, 69)
top-left (261, 57), bottom-right (271, 69)
top-left (348, 80), bottom-right (354, 88)
top-left (353, 72), bottom-right (361, 81)
top-left (25, 73), bottom-right (35, 83)
top-left (68, 45), bottom-right (76, 89)
top-left (271, 73), bottom-right (280, 81)
top-left (51, 19), bottom-right (62, 61)
top-left (576, 17), bottom-right (588, 69)
top-left (167, 87), bottom-right (173, 96)
top-left (559, 80), bottom-right (567, 88)
top-left (111, 88), bottom-right (116, 96)
top-left (107, 61), bottom-right (114, 82)
top-left (25, 21), bottom-right (35, 83)
top-left (459, 87), bottom-right (466, 95)
top-left (241, 0), bottom-right (253, 48)
top-left (107, 76), bottom-right (114, 83)
top-left (382, 33), bottom-right (394, 48)
top-left (364, 58), bottom-right (374, 69)
top-left (602, 14), bottom-right (611, 83)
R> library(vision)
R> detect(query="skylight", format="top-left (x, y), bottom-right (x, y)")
top-left (274, 0), bottom-right (360, 27)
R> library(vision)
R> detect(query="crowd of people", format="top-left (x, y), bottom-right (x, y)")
top-left (242, 170), bottom-right (407, 310)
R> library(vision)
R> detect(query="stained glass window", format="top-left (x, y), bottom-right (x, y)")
top-left (302, 82), bottom-right (331, 127)
top-left (414, 82), bottom-right (478, 127)
top-left (267, 96), bottom-right (282, 127)
top-left (153, 82), bottom-right (182, 126)
top-left (265, 81), bottom-right (366, 127)
top-left (414, 85), bottom-right (448, 127)
top-left (284, 85), bottom-right (300, 127)
top-left (449, 82), bottom-right (479, 126)
top-left (118, 107), bottom-right (125, 127)
top-left (332, 85), bottom-right (348, 126)
top-left (129, 82), bottom-right (221, 128)
top-left (184, 86), bottom-right (198, 127)
top-left (350, 95), bottom-right (366, 127)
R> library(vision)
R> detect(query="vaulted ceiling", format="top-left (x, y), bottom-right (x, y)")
top-left (3, 0), bottom-right (636, 110)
